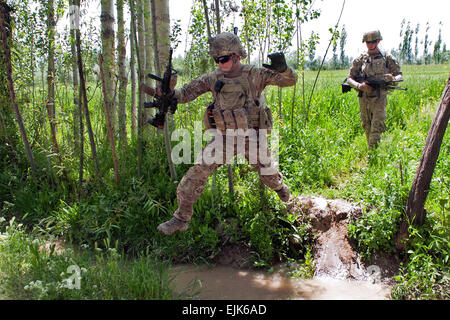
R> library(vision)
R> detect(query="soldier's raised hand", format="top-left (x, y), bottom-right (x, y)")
top-left (263, 51), bottom-right (287, 73)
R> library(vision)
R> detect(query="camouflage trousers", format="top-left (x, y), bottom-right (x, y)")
top-left (359, 94), bottom-right (387, 149)
top-left (173, 131), bottom-right (285, 222)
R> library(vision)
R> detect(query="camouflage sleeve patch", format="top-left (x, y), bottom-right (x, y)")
top-left (174, 72), bottom-right (214, 104)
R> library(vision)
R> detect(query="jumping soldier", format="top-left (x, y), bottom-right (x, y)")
top-left (346, 30), bottom-right (403, 149)
top-left (156, 32), bottom-right (298, 235)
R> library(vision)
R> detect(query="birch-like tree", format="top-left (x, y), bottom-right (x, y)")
top-left (117, 0), bottom-right (128, 146)
top-left (0, 1), bottom-right (37, 174)
top-left (152, 0), bottom-right (177, 181)
top-left (100, 0), bottom-right (117, 131)
top-left (70, 0), bottom-right (80, 155)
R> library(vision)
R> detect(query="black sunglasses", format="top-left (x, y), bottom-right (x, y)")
top-left (214, 54), bottom-right (233, 64)
top-left (366, 40), bottom-right (378, 44)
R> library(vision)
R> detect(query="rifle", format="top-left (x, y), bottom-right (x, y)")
top-left (341, 75), bottom-right (407, 98)
top-left (144, 48), bottom-right (178, 128)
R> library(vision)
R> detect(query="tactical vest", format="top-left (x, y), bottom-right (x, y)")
top-left (203, 65), bottom-right (273, 133)
top-left (361, 52), bottom-right (387, 79)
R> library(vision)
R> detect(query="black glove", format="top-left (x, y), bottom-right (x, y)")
top-left (263, 51), bottom-right (287, 73)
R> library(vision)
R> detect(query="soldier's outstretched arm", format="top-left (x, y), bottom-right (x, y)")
top-left (172, 73), bottom-right (214, 104)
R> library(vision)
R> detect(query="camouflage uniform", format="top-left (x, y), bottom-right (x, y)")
top-left (348, 31), bottom-right (402, 148)
top-left (157, 33), bottom-right (297, 235)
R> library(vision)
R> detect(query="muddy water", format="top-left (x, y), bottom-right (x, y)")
top-left (171, 196), bottom-right (395, 300)
top-left (171, 265), bottom-right (392, 300)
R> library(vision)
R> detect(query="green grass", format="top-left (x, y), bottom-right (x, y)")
top-left (0, 217), bottom-right (198, 299)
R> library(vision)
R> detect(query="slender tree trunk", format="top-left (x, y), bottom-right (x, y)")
top-left (70, 0), bottom-right (80, 155)
top-left (144, 0), bottom-right (155, 126)
top-left (129, 13), bottom-right (137, 137)
top-left (0, 2), bottom-right (37, 174)
top-left (0, 5), bottom-right (15, 146)
top-left (46, 0), bottom-right (66, 182)
top-left (46, 0), bottom-right (56, 124)
top-left (201, 0), bottom-right (218, 202)
top-left (30, 31), bottom-right (36, 136)
top-left (99, 54), bottom-right (120, 186)
top-left (212, 0), bottom-right (233, 196)
top-left (133, 0), bottom-right (146, 177)
top-left (117, 0), bottom-right (128, 147)
top-left (144, 0), bottom-right (154, 82)
top-left (78, 77), bottom-right (84, 199)
top-left (150, 0), bottom-right (160, 75)
top-left (291, 1), bottom-right (300, 132)
top-left (100, 0), bottom-right (117, 133)
top-left (75, 8), bottom-right (100, 181)
top-left (396, 76), bottom-right (450, 250)
top-left (276, 13), bottom-right (282, 121)
top-left (214, 0), bottom-right (221, 34)
top-left (202, 0), bottom-right (211, 38)
top-left (152, 0), bottom-right (177, 181)
top-left (69, 0), bottom-right (84, 196)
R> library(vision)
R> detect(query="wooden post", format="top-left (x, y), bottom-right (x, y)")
top-left (396, 76), bottom-right (450, 250)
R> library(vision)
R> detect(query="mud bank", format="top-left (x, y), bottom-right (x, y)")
top-left (288, 196), bottom-right (399, 283)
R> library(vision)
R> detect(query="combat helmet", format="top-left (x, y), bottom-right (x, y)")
top-left (362, 30), bottom-right (383, 42)
top-left (208, 32), bottom-right (247, 59)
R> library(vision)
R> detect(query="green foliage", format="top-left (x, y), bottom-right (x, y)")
top-left (0, 218), bottom-right (196, 299)
top-left (392, 221), bottom-right (449, 300)
top-left (286, 247), bottom-right (316, 279)
top-left (348, 208), bottom-right (403, 261)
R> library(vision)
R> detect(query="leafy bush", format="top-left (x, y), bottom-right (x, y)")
top-left (348, 208), bottom-right (403, 261)
top-left (392, 221), bottom-right (449, 300)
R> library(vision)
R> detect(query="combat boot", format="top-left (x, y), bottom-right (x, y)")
top-left (157, 217), bottom-right (189, 235)
top-left (276, 184), bottom-right (290, 202)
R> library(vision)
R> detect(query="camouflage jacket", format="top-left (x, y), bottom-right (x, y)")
top-left (174, 64), bottom-right (298, 104)
top-left (349, 51), bottom-right (402, 80)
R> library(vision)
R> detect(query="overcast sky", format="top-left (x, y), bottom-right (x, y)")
top-left (169, 0), bottom-right (450, 60)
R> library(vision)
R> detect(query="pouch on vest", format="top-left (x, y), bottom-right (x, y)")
top-left (217, 82), bottom-right (247, 110)
top-left (233, 107), bottom-right (249, 131)
top-left (222, 110), bottom-right (237, 129)
top-left (246, 105), bottom-right (260, 128)
top-left (203, 103), bottom-right (215, 130)
top-left (259, 106), bottom-right (273, 132)
top-left (212, 108), bottom-right (226, 131)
